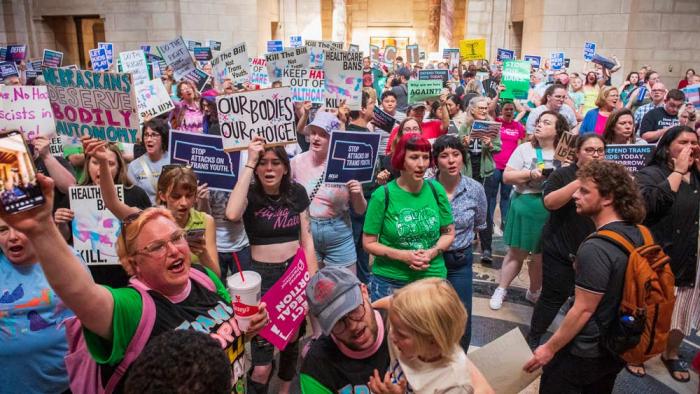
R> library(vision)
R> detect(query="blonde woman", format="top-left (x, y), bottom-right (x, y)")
top-left (580, 86), bottom-right (620, 135)
top-left (458, 96), bottom-right (501, 183)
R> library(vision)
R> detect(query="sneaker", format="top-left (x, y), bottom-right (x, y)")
top-left (481, 249), bottom-right (493, 265)
top-left (490, 287), bottom-right (507, 310)
top-left (526, 289), bottom-right (541, 304)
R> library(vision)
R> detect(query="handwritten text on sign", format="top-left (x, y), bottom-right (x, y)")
top-left (216, 87), bottom-right (296, 151)
top-left (69, 185), bottom-right (124, 265)
top-left (290, 69), bottom-right (325, 103)
top-left (211, 43), bottom-right (249, 84)
top-left (323, 50), bottom-right (362, 109)
top-left (0, 86), bottom-right (55, 139)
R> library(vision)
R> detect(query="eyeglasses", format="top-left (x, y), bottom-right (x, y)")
top-left (143, 133), bottom-right (161, 140)
top-left (132, 229), bottom-right (187, 257)
top-left (582, 147), bottom-right (605, 155)
top-left (331, 299), bottom-right (367, 335)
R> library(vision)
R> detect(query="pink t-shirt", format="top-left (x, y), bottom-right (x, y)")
top-left (493, 118), bottom-right (526, 170)
top-left (291, 150), bottom-right (349, 218)
top-left (594, 113), bottom-right (609, 135)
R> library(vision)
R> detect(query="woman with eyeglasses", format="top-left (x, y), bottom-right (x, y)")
top-left (0, 175), bottom-right (268, 393)
top-left (84, 138), bottom-right (221, 278)
top-left (526, 134), bottom-right (606, 348)
top-left (602, 109), bottom-right (648, 145)
top-left (525, 84), bottom-right (578, 135)
top-left (458, 96), bottom-right (502, 183)
top-left (127, 118), bottom-right (170, 205)
top-left (580, 87), bottom-right (620, 135)
top-left (225, 135), bottom-right (317, 394)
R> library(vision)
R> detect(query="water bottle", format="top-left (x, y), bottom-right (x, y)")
top-left (620, 315), bottom-right (635, 327)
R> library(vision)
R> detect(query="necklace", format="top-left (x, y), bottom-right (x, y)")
top-left (266, 194), bottom-right (282, 202)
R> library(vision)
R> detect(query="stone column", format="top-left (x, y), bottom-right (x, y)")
top-left (439, 0), bottom-right (453, 50)
top-left (427, 0), bottom-right (441, 52)
top-left (332, 0), bottom-right (346, 43)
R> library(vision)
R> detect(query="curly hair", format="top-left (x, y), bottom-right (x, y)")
top-left (124, 329), bottom-right (231, 394)
top-left (576, 160), bottom-right (646, 224)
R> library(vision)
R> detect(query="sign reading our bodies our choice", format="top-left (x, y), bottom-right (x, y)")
top-left (43, 68), bottom-right (139, 144)
top-left (324, 130), bottom-right (381, 184)
top-left (323, 50), bottom-right (362, 109)
top-left (70, 185), bottom-right (124, 265)
top-left (0, 85), bottom-right (55, 139)
top-left (169, 130), bottom-right (241, 191)
top-left (216, 87), bottom-right (296, 151)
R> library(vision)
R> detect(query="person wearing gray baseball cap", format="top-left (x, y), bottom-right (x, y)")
top-left (299, 266), bottom-right (390, 393)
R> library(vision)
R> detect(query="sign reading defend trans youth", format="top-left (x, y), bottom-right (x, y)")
top-left (169, 130), bottom-right (240, 191)
top-left (324, 130), bottom-right (381, 184)
top-left (605, 144), bottom-right (654, 174)
top-left (43, 68), bottom-right (139, 144)
top-left (216, 87), bottom-right (296, 151)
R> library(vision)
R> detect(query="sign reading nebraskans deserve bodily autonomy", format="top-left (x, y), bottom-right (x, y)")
top-left (169, 130), bottom-right (241, 191)
top-left (43, 68), bottom-right (139, 143)
top-left (324, 130), bottom-right (381, 184)
top-left (216, 87), bottom-right (296, 151)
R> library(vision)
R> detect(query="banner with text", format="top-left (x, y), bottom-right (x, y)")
top-left (211, 43), bottom-right (249, 84)
top-left (135, 78), bottom-right (175, 121)
top-left (324, 130), bottom-right (381, 184)
top-left (89, 48), bottom-right (109, 72)
top-left (249, 57), bottom-right (270, 87)
top-left (323, 50), bottom-right (362, 109)
top-left (0, 85), bottom-right (55, 139)
top-left (502, 60), bottom-right (531, 100)
top-left (42, 49), bottom-right (63, 68)
top-left (605, 144), bottom-right (654, 174)
top-left (459, 39), bottom-right (486, 61)
top-left (97, 43), bottom-right (114, 67)
top-left (157, 37), bottom-right (197, 80)
top-left (119, 50), bottom-right (149, 87)
top-left (169, 130), bottom-right (241, 191)
top-left (408, 80), bottom-right (443, 103)
top-left (290, 68), bottom-right (325, 103)
top-left (418, 69), bottom-right (449, 85)
top-left (70, 185), bottom-right (124, 265)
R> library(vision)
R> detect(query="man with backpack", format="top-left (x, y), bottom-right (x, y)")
top-left (524, 160), bottom-right (674, 393)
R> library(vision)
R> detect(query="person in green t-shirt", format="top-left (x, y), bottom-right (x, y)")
top-left (363, 133), bottom-right (455, 300)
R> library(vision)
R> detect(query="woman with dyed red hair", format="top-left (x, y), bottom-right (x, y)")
top-left (362, 134), bottom-right (455, 300)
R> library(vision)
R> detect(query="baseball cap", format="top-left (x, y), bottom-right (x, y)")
top-left (304, 111), bottom-right (342, 135)
top-left (306, 267), bottom-right (362, 335)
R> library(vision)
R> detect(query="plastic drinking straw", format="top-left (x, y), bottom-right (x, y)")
top-left (233, 252), bottom-right (245, 282)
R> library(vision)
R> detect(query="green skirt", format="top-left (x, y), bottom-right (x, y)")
top-left (503, 192), bottom-right (549, 253)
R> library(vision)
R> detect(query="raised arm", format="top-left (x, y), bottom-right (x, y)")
top-left (225, 137), bottom-right (264, 221)
top-left (33, 136), bottom-right (77, 193)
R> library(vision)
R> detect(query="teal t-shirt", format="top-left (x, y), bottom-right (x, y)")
top-left (363, 180), bottom-right (453, 282)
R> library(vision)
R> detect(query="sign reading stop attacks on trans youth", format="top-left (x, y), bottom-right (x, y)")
top-left (324, 131), bottom-right (381, 184)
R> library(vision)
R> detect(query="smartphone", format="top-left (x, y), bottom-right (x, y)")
top-left (0, 131), bottom-right (45, 213)
top-left (186, 228), bottom-right (205, 242)
top-left (541, 168), bottom-right (554, 178)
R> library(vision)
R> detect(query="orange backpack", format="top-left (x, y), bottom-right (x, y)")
top-left (593, 224), bottom-right (676, 364)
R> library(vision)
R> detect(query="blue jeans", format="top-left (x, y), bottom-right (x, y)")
top-left (444, 246), bottom-right (473, 351)
top-left (369, 274), bottom-right (407, 301)
top-left (350, 207), bottom-right (370, 284)
top-left (217, 246), bottom-right (251, 282)
top-left (482, 168), bottom-right (513, 251)
top-left (311, 215), bottom-right (357, 268)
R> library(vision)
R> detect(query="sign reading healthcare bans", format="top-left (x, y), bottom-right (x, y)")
top-left (323, 50), bottom-right (362, 109)
top-left (217, 87), bottom-right (296, 151)
top-left (70, 185), bottom-right (124, 265)
top-left (169, 130), bottom-right (241, 191)
top-left (324, 130), bottom-right (381, 184)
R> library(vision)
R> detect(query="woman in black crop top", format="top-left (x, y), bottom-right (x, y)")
top-left (226, 136), bottom-right (317, 394)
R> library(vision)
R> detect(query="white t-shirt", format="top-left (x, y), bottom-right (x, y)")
top-left (526, 104), bottom-right (578, 134)
top-left (506, 143), bottom-right (555, 194)
top-left (389, 343), bottom-right (474, 394)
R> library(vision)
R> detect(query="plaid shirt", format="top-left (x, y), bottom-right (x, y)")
top-left (634, 101), bottom-right (663, 133)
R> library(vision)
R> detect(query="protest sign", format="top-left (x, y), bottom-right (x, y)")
top-left (406, 44), bottom-right (419, 64)
top-left (267, 40), bottom-right (284, 53)
top-left (584, 42), bottom-right (596, 62)
top-left (259, 248), bottom-right (310, 350)
top-left (7, 44), bottom-right (27, 62)
top-left (550, 52), bottom-right (565, 70)
top-left (682, 84), bottom-right (700, 109)
top-left (98, 42), bottom-right (114, 67)
top-left (348, 44), bottom-right (360, 52)
top-left (157, 37), bottom-right (196, 80)
top-left (305, 40), bottom-right (343, 51)
top-left (119, 50), bottom-right (149, 87)
top-left (135, 78), bottom-right (175, 121)
top-left (524, 55), bottom-right (541, 69)
top-left (70, 185), bottom-right (124, 265)
top-left (289, 35), bottom-right (303, 48)
top-left (554, 131), bottom-right (577, 162)
top-left (50, 136), bottom-right (64, 157)
top-left (605, 144), bottom-right (654, 174)
top-left (459, 38), bottom-right (486, 61)
top-left (0, 86), bottom-right (55, 139)
top-left (249, 57), bottom-right (270, 87)
top-left (323, 50), bottom-right (362, 109)
top-left (42, 49), bottom-right (63, 68)
top-left (420, 51), bottom-right (426, 60)
top-left (182, 68), bottom-right (210, 92)
top-left (384, 46), bottom-right (397, 65)
top-left (217, 87), bottom-right (296, 151)
top-left (29, 59), bottom-right (43, 72)
top-left (442, 48), bottom-right (459, 59)
top-left (186, 40), bottom-right (202, 51)
top-left (290, 68), bottom-right (325, 103)
top-left (470, 120), bottom-right (501, 139)
top-left (372, 106), bottom-right (397, 133)
top-left (25, 70), bottom-right (39, 84)
top-left (497, 48), bottom-right (515, 62)
top-left (501, 60), bottom-right (531, 100)
top-left (146, 53), bottom-right (167, 74)
top-left (407, 80), bottom-right (443, 103)
top-left (418, 69), bottom-right (449, 85)
top-left (324, 130), bottom-right (381, 184)
top-left (308, 47), bottom-right (325, 69)
top-left (591, 53), bottom-right (616, 70)
top-left (211, 43), bottom-right (249, 84)
top-left (169, 130), bottom-right (241, 191)
top-left (369, 45), bottom-right (380, 64)
top-left (193, 46), bottom-right (213, 61)
top-left (266, 47), bottom-right (311, 85)
top-left (89, 48), bottom-right (109, 72)
top-left (208, 40), bottom-right (222, 51)
top-left (44, 68), bottom-right (139, 144)
top-left (140, 45), bottom-right (151, 54)
top-left (448, 50), bottom-right (461, 69)
top-left (0, 62), bottom-right (19, 78)
top-left (0, 47), bottom-right (5, 61)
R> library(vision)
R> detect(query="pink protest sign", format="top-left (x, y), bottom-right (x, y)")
top-left (259, 248), bottom-right (310, 350)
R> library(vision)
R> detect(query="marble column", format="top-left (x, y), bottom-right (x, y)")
top-left (439, 0), bottom-right (453, 50)
top-left (427, 0), bottom-right (441, 52)
top-left (332, 0), bottom-right (346, 43)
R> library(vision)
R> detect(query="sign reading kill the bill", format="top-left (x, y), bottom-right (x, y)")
top-left (217, 87), bottom-right (296, 151)
top-left (323, 50), bottom-right (362, 109)
top-left (211, 43), bottom-right (249, 84)
top-left (43, 68), bottom-right (139, 144)
top-left (135, 78), bottom-right (175, 121)
top-left (265, 47), bottom-right (310, 85)
top-left (70, 185), bottom-right (124, 265)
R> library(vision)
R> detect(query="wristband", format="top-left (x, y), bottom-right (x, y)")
top-left (673, 170), bottom-right (687, 176)
top-left (245, 165), bottom-right (256, 170)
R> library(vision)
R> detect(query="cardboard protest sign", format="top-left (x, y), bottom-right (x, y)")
top-left (384, 46), bottom-right (397, 65)
top-left (266, 47), bottom-right (311, 85)
top-left (259, 248), bottom-right (310, 350)
top-left (459, 39), bottom-right (486, 61)
top-left (208, 40), bottom-right (222, 51)
top-left (70, 185), bottom-right (124, 265)
top-left (267, 40), bottom-right (284, 53)
top-left (554, 131), bottom-right (577, 162)
top-left (217, 87), bottom-right (296, 151)
top-left (6, 44), bottom-right (27, 62)
top-left (470, 120), bottom-right (501, 139)
top-left (497, 48), bottom-right (515, 62)
top-left (89, 48), bottom-right (109, 71)
top-left (98, 43), bottom-right (114, 67)
top-left (682, 84), bottom-right (700, 109)
top-left (584, 42), bottom-right (596, 62)
top-left (119, 50), bottom-right (149, 87)
top-left (157, 37), bottom-right (196, 80)
top-left (249, 57), bottom-right (270, 87)
top-left (43, 68), bottom-right (139, 144)
top-left (418, 69), bottom-right (449, 85)
top-left (193, 46), bottom-right (213, 61)
top-left (407, 80), bottom-right (443, 103)
top-left (550, 52), bottom-right (565, 70)
top-left (524, 55), bottom-right (541, 69)
top-left (502, 60), bottom-right (531, 100)
top-left (0, 86), bottom-right (55, 139)
top-left (323, 50), bottom-right (362, 109)
top-left (406, 44), bottom-right (419, 64)
top-left (308, 47), bottom-right (325, 69)
top-left (182, 68), bottom-right (210, 92)
top-left (211, 43), bottom-right (249, 84)
top-left (135, 78), bottom-right (175, 121)
top-left (305, 40), bottom-right (343, 51)
top-left (169, 130), bottom-right (241, 191)
top-left (289, 35), bottom-right (303, 48)
top-left (186, 40), bottom-right (202, 51)
top-left (443, 48), bottom-right (459, 59)
top-left (591, 53), bottom-right (616, 70)
top-left (290, 68), bottom-right (325, 103)
top-left (605, 144), bottom-right (654, 173)
top-left (42, 49), bottom-right (63, 68)
top-left (369, 45), bottom-right (380, 64)
top-left (0, 62), bottom-right (19, 78)
top-left (348, 44), bottom-right (360, 52)
top-left (50, 136), bottom-right (64, 157)
top-left (372, 106), bottom-right (397, 132)
top-left (324, 130), bottom-right (381, 184)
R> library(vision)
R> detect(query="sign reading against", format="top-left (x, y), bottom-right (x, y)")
top-left (550, 52), bottom-right (565, 70)
top-left (217, 87), bottom-right (296, 151)
top-left (290, 68), bottom-right (325, 103)
top-left (605, 144), bottom-right (654, 173)
top-left (135, 78), bottom-right (175, 121)
top-left (501, 60), bottom-right (531, 100)
top-left (169, 130), bottom-right (241, 191)
top-left (372, 106), bottom-right (397, 133)
top-left (497, 48), bottom-right (515, 62)
top-left (265, 47), bottom-right (311, 85)
top-left (323, 50), bottom-right (363, 109)
top-left (554, 131), bottom-right (578, 162)
top-left (157, 37), bottom-right (197, 80)
top-left (193, 46), bottom-right (213, 61)
top-left (259, 248), bottom-right (310, 350)
top-left (407, 80), bottom-right (443, 103)
top-left (69, 185), bottom-right (124, 265)
top-left (43, 68), bottom-right (139, 144)
top-left (0, 86), bottom-right (55, 139)
top-left (584, 42), bottom-right (596, 62)
top-left (89, 48), bottom-right (109, 72)
top-left (98, 42), bottom-right (114, 67)
top-left (211, 43), bottom-right (249, 84)
top-left (418, 69), bottom-right (449, 85)
top-left (249, 57), bottom-right (270, 87)
top-left (289, 35), bottom-right (303, 48)
top-left (119, 50), bottom-right (149, 87)
top-left (524, 55), bottom-right (541, 69)
top-left (6, 44), bottom-right (27, 62)
top-left (406, 44), bottom-right (419, 64)
top-left (324, 130), bottom-right (381, 184)
top-left (459, 38), bottom-right (486, 61)
top-left (42, 49), bottom-right (63, 68)
top-left (267, 40), bottom-right (284, 53)
top-left (305, 40), bottom-right (343, 51)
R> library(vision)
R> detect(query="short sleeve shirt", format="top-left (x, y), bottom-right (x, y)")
top-left (291, 150), bottom-right (349, 219)
top-left (505, 143), bottom-right (555, 194)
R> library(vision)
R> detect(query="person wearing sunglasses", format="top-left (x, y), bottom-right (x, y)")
top-left (300, 267), bottom-right (390, 394)
top-left (0, 175), bottom-right (268, 393)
